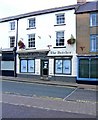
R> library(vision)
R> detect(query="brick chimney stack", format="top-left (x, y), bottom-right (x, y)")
top-left (77, 0), bottom-right (86, 4)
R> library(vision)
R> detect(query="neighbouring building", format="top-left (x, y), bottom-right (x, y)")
top-left (75, 1), bottom-right (98, 84)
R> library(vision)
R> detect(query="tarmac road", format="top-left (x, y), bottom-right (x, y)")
top-left (1, 80), bottom-right (97, 103)
top-left (1, 102), bottom-right (96, 118)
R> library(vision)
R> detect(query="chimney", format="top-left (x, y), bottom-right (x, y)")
top-left (77, 0), bottom-right (86, 4)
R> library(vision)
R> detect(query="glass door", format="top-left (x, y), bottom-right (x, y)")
top-left (41, 60), bottom-right (49, 77)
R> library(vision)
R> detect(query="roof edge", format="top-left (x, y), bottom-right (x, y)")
top-left (0, 4), bottom-right (78, 23)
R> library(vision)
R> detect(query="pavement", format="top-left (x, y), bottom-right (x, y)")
top-left (0, 76), bottom-right (97, 91)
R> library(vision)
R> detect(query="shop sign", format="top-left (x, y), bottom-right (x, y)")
top-left (48, 49), bottom-right (72, 56)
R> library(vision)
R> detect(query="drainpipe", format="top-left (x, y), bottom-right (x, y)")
top-left (14, 19), bottom-right (19, 77)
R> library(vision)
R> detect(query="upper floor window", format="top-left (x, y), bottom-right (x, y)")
top-left (56, 31), bottom-right (64, 46)
top-left (28, 34), bottom-right (35, 48)
top-left (90, 13), bottom-right (98, 26)
top-left (10, 36), bottom-right (15, 48)
top-left (10, 21), bottom-right (15, 30)
top-left (28, 18), bottom-right (36, 28)
top-left (90, 35), bottom-right (98, 52)
top-left (56, 14), bottom-right (65, 25)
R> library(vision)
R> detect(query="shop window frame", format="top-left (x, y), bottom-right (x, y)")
top-left (77, 57), bottom-right (98, 81)
top-left (20, 59), bottom-right (35, 73)
top-left (54, 58), bottom-right (72, 75)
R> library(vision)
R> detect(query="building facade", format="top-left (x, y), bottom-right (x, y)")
top-left (0, 3), bottom-right (79, 83)
top-left (76, 1), bottom-right (98, 84)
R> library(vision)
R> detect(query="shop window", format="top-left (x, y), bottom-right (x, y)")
top-left (79, 59), bottom-right (89, 78)
top-left (90, 59), bottom-right (98, 78)
top-left (20, 60), bottom-right (27, 73)
top-left (56, 31), bottom-right (64, 46)
top-left (55, 59), bottom-right (71, 74)
top-left (78, 57), bottom-right (98, 79)
top-left (28, 60), bottom-right (35, 73)
top-left (20, 59), bottom-right (35, 73)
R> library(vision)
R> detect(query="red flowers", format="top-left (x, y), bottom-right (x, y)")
top-left (18, 40), bottom-right (25, 49)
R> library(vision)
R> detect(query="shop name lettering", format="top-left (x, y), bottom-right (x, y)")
top-left (50, 51), bottom-right (71, 55)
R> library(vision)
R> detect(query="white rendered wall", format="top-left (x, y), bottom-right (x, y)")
top-left (35, 59), bottom-right (40, 75)
top-left (0, 20), bottom-right (17, 49)
top-left (18, 9), bottom-right (76, 50)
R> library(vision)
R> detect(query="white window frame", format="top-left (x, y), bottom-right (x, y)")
top-left (28, 18), bottom-right (36, 28)
top-left (9, 36), bottom-right (15, 48)
top-left (55, 59), bottom-right (71, 75)
top-left (56, 31), bottom-right (64, 46)
top-left (10, 21), bottom-right (15, 30)
top-left (20, 59), bottom-right (35, 73)
top-left (56, 13), bottom-right (65, 25)
top-left (28, 34), bottom-right (35, 48)
top-left (90, 13), bottom-right (98, 26)
top-left (90, 35), bottom-right (98, 52)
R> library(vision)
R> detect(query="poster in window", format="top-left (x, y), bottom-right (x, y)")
top-left (21, 60), bottom-right (27, 72)
top-left (28, 60), bottom-right (34, 72)
top-left (55, 60), bottom-right (62, 73)
top-left (63, 60), bottom-right (71, 74)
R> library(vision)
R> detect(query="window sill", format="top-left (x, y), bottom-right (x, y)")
top-left (25, 47), bottom-right (36, 50)
top-left (54, 24), bottom-right (66, 27)
top-left (53, 46), bottom-right (66, 48)
top-left (26, 27), bottom-right (36, 30)
top-left (90, 25), bottom-right (98, 27)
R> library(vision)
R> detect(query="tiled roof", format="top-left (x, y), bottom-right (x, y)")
top-left (75, 1), bottom-right (98, 14)
top-left (0, 4), bottom-right (78, 23)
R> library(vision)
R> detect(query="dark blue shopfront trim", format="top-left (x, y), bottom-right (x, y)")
top-left (77, 56), bottom-right (98, 84)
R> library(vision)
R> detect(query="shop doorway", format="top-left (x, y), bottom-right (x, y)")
top-left (41, 60), bottom-right (49, 77)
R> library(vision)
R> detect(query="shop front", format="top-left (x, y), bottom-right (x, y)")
top-left (77, 55), bottom-right (98, 84)
top-left (0, 48), bottom-right (16, 77)
top-left (17, 49), bottom-right (49, 80)
top-left (17, 47), bottom-right (77, 83)
top-left (47, 48), bottom-right (77, 83)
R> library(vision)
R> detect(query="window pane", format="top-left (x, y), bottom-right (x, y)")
top-left (10, 21), bottom-right (15, 30)
top-left (90, 58), bottom-right (98, 78)
top-left (79, 59), bottom-right (89, 78)
top-left (55, 60), bottom-right (62, 73)
top-left (56, 31), bottom-right (64, 46)
top-left (1, 61), bottom-right (14, 70)
top-left (28, 34), bottom-right (35, 48)
top-left (63, 60), bottom-right (71, 74)
top-left (29, 18), bottom-right (35, 28)
top-left (20, 60), bottom-right (27, 72)
top-left (56, 14), bottom-right (65, 25)
top-left (90, 14), bottom-right (96, 26)
top-left (28, 60), bottom-right (35, 72)
top-left (10, 36), bottom-right (15, 48)
top-left (90, 35), bottom-right (98, 52)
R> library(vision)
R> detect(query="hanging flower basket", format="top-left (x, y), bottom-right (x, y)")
top-left (18, 40), bottom-right (25, 49)
top-left (67, 34), bottom-right (75, 45)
